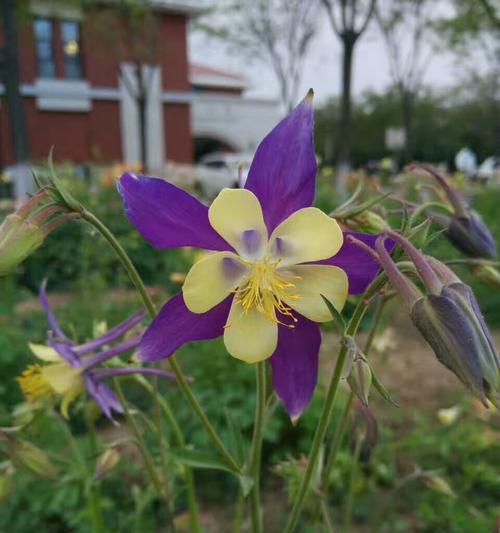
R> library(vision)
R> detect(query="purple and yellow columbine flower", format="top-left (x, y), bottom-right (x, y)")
top-left (118, 92), bottom-right (384, 420)
top-left (17, 283), bottom-right (174, 420)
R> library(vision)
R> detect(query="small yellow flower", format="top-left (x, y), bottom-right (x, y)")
top-left (17, 343), bottom-right (84, 419)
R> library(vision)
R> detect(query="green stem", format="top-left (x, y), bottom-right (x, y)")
top-left (283, 273), bottom-right (387, 533)
top-left (86, 420), bottom-right (106, 533)
top-left (152, 375), bottom-right (177, 533)
top-left (81, 208), bottom-right (240, 473)
top-left (322, 392), bottom-right (355, 489)
top-left (136, 376), bottom-right (201, 532)
top-left (113, 380), bottom-right (168, 502)
top-left (343, 437), bottom-right (362, 531)
top-left (232, 488), bottom-right (245, 533)
top-left (249, 362), bottom-right (266, 533)
top-left (55, 415), bottom-right (104, 532)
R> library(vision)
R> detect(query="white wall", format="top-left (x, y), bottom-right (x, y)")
top-left (191, 93), bottom-right (281, 153)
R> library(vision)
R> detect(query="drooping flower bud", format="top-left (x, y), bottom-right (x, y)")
top-left (8, 438), bottom-right (57, 479)
top-left (348, 210), bottom-right (386, 234)
top-left (0, 189), bottom-right (77, 276)
top-left (446, 209), bottom-right (496, 259)
top-left (411, 165), bottom-right (496, 258)
top-left (94, 447), bottom-right (120, 480)
top-left (471, 264), bottom-right (500, 289)
top-left (374, 233), bottom-right (500, 408)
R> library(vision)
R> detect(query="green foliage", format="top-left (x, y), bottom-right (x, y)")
top-left (315, 85), bottom-right (498, 167)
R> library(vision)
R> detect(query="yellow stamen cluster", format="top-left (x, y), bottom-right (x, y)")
top-left (17, 365), bottom-right (53, 403)
top-left (235, 257), bottom-right (300, 325)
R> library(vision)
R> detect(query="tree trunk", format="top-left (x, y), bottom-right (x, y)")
top-left (0, 0), bottom-right (29, 163)
top-left (401, 89), bottom-right (414, 163)
top-left (337, 34), bottom-right (355, 172)
top-left (137, 64), bottom-right (147, 171)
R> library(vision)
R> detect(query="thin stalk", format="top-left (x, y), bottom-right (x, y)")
top-left (283, 273), bottom-right (388, 533)
top-left (249, 362), bottom-right (266, 533)
top-left (318, 293), bottom-right (389, 529)
top-left (136, 376), bottom-right (201, 532)
top-left (82, 208), bottom-right (240, 473)
top-left (232, 488), bottom-right (245, 533)
top-left (86, 419), bottom-right (106, 533)
top-left (153, 374), bottom-right (176, 533)
top-left (322, 392), bottom-right (354, 489)
top-left (343, 437), bottom-right (362, 532)
top-left (113, 380), bottom-right (169, 504)
top-left (55, 415), bottom-right (104, 532)
top-left (319, 496), bottom-right (335, 533)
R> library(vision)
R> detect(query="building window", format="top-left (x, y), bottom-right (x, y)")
top-left (61, 21), bottom-right (82, 79)
top-left (34, 18), bottom-right (55, 78)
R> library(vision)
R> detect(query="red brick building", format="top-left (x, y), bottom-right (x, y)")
top-left (0, 1), bottom-right (205, 171)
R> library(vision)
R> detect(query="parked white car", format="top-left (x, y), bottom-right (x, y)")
top-left (196, 152), bottom-right (253, 199)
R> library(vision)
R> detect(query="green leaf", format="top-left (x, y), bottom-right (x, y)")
top-left (321, 295), bottom-right (346, 335)
top-left (224, 407), bottom-right (246, 465)
top-left (335, 191), bottom-right (392, 219)
top-left (371, 369), bottom-right (399, 407)
top-left (170, 447), bottom-right (237, 473)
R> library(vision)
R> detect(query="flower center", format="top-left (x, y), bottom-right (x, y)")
top-left (17, 365), bottom-right (54, 402)
top-left (235, 257), bottom-right (299, 325)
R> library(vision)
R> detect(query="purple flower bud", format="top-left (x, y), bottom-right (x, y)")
top-left (373, 234), bottom-right (499, 407)
top-left (410, 165), bottom-right (496, 258)
top-left (446, 209), bottom-right (496, 259)
top-left (411, 257), bottom-right (499, 407)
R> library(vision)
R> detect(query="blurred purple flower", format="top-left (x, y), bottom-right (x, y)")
top-left (17, 282), bottom-right (174, 420)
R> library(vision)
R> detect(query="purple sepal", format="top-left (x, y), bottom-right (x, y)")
top-left (85, 374), bottom-right (123, 420)
top-left (139, 293), bottom-right (233, 362)
top-left (40, 281), bottom-right (70, 342)
top-left (269, 316), bottom-right (321, 422)
top-left (48, 333), bottom-right (80, 367)
top-left (118, 173), bottom-right (232, 251)
top-left (317, 232), bottom-right (393, 295)
top-left (82, 335), bottom-right (142, 369)
top-left (74, 309), bottom-right (146, 355)
top-left (245, 95), bottom-right (316, 232)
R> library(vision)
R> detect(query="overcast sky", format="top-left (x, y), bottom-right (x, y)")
top-left (189, 3), bottom-right (466, 106)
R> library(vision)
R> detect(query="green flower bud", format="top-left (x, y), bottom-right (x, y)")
top-left (10, 439), bottom-right (57, 480)
top-left (472, 264), bottom-right (500, 289)
top-left (351, 211), bottom-right (386, 234)
top-left (94, 447), bottom-right (120, 480)
top-left (0, 189), bottom-right (76, 276)
top-left (346, 354), bottom-right (372, 406)
top-left (0, 214), bottom-right (45, 276)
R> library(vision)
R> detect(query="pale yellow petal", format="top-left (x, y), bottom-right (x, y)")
top-left (28, 343), bottom-right (60, 362)
top-left (42, 362), bottom-right (82, 395)
top-left (268, 208), bottom-right (343, 266)
top-left (223, 300), bottom-right (278, 363)
top-left (60, 383), bottom-right (84, 419)
top-left (208, 188), bottom-right (268, 259)
top-left (183, 252), bottom-right (249, 313)
top-left (282, 265), bottom-right (348, 322)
